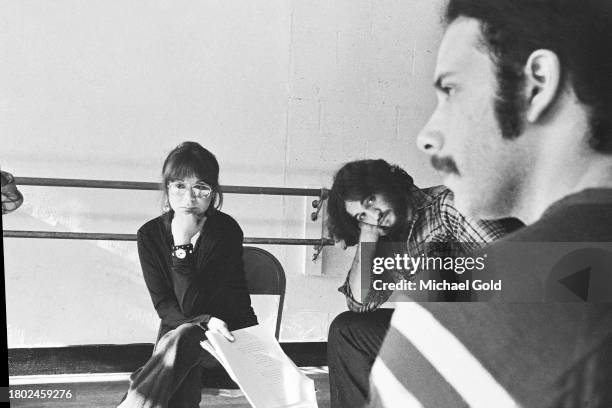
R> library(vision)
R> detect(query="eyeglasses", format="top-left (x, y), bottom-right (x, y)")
top-left (168, 181), bottom-right (213, 198)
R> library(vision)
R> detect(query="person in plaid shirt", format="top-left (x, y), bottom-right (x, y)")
top-left (325, 159), bottom-right (521, 408)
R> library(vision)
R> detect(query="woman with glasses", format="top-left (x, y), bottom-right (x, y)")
top-left (119, 141), bottom-right (257, 408)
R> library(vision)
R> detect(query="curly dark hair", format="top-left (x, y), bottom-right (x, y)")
top-left (445, 0), bottom-right (612, 152)
top-left (327, 159), bottom-right (415, 246)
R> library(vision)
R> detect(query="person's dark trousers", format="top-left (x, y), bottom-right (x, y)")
top-left (118, 322), bottom-right (220, 408)
top-left (328, 309), bottom-right (394, 408)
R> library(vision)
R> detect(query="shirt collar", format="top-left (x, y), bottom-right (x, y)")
top-left (402, 186), bottom-right (438, 240)
top-left (409, 185), bottom-right (434, 211)
top-left (542, 188), bottom-right (612, 219)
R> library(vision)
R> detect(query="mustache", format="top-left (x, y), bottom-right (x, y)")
top-left (431, 156), bottom-right (460, 175)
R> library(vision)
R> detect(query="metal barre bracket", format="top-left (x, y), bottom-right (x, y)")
top-left (310, 188), bottom-right (329, 222)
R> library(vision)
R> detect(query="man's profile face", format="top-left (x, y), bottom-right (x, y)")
top-left (416, 17), bottom-right (527, 219)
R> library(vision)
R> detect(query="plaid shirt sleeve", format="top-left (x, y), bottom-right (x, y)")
top-left (338, 270), bottom-right (394, 313)
top-left (338, 241), bottom-right (413, 313)
top-left (438, 189), bottom-right (521, 252)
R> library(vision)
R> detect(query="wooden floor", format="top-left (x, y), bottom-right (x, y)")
top-left (9, 370), bottom-right (330, 408)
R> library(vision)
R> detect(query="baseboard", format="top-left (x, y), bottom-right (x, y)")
top-left (8, 342), bottom-right (327, 376)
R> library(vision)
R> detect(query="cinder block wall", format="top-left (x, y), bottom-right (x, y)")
top-left (2, 0), bottom-right (443, 345)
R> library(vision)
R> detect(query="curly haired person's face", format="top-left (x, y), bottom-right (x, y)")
top-left (344, 193), bottom-right (398, 231)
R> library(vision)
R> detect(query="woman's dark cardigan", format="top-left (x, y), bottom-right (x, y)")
top-left (137, 210), bottom-right (257, 340)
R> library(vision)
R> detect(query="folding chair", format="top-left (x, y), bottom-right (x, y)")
top-left (200, 246), bottom-right (286, 390)
top-left (154, 246), bottom-right (286, 343)
top-left (242, 246), bottom-right (286, 339)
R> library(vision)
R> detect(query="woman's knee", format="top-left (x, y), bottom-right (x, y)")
top-left (158, 323), bottom-right (205, 355)
top-left (174, 322), bottom-right (204, 335)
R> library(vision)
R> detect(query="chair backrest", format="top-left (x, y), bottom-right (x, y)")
top-left (242, 246), bottom-right (286, 339)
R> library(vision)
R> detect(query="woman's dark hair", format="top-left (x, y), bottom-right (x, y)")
top-left (327, 159), bottom-right (414, 246)
top-left (445, 0), bottom-right (612, 152)
top-left (161, 141), bottom-right (223, 214)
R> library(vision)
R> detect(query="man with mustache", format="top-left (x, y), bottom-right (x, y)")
top-left (325, 159), bottom-right (521, 408)
top-left (367, 0), bottom-right (612, 406)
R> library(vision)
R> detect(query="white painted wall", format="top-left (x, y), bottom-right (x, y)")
top-left (1, 0), bottom-right (444, 346)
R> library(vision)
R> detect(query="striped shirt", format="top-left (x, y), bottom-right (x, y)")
top-left (338, 185), bottom-right (518, 313)
top-left (366, 189), bottom-right (612, 408)
top-left (368, 303), bottom-right (612, 408)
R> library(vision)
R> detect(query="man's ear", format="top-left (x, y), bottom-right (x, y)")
top-left (524, 49), bottom-right (562, 123)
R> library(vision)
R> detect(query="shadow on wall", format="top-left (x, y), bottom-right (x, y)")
top-left (5, 212), bottom-right (159, 347)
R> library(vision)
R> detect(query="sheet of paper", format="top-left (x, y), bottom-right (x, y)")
top-left (200, 340), bottom-right (219, 361)
top-left (203, 325), bottom-right (318, 408)
top-left (200, 339), bottom-right (240, 383)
